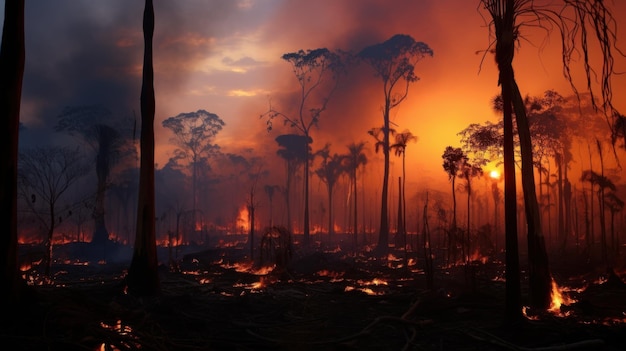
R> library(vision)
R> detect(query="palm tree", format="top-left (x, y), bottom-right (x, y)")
top-left (391, 130), bottom-right (417, 251)
top-left (275, 134), bottom-right (310, 234)
top-left (126, 0), bottom-right (160, 297)
top-left (264, 184), bottom-right (280, 227)
top-left (458, 160), bottom-right (483, 263)
top-left (480, 0), bottom-right (623, 317)
top-left (442, 146), bottom-right (467, 264)
top-left (346, 142), bottom-right (368, 252)
top-left (314, 146), bottom-right (346, 245)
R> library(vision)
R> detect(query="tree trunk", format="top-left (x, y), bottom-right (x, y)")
top-left (303, 134), bottom-right (310, 248)
top-left (495, 0), bottom-right (522, 322)
top-left (377, 105), bottom-right (391, 255)
top-left (353, 166), bottom-right (358, 253)
top-left (511, 78), bottom-right (552, 311)
top-left (0, 0), bottom-right (27, 305)
top-left (126, 0), bottom-right (160, 297)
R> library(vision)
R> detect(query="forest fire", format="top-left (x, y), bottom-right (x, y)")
top-left (548, 278), bottom-right (577, 315)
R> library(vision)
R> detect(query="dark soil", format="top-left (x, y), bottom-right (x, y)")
top-left (3, 241), bottom-right (626, 351)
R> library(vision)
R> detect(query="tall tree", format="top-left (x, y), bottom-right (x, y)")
top-left (18, 147), bottom-right (88, 276)
top-left (275, 134), bottom-right (310, 234)
top-left (162, 109), bottom-right (224, 232)
top-left (262, 48), bottom-right (344, 248)
top-left (0, 0), bottom-right (27, 304)
top-left (345, 142), bottom-right (368, 252)
top-left (391, 129), bottom-right (417, 249)
top-left (358, 34), bottom-right (433, 255)
top-left (126, 0), bottom-right (159, 297)
top-left (55, 106), bottom-right (133, 248)
top-left (442, 146), bottom-right (469, 263)
top-left (480, 0), bottom-right (624, 315)
top-left (264, 184), bottom-right (280, 227)
top-left (314, 145), bottom-right (346, 244)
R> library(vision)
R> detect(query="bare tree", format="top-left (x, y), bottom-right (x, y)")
top-left (126, 0), bottom-right (159, 297)
top-left (18, 146), bottom-right (88, 276)
top-left (262, 48), bottom-right (344, 248)
top-left (358, 34), bottom-right (433, 255)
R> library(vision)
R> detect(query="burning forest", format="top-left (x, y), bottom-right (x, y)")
top-left (3, 1), bottom-right (626, 350)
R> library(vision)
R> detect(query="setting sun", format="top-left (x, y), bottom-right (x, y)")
top-left (489, 170), bottom-right (500, 179)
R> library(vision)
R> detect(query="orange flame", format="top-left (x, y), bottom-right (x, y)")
top-left (548, 278), bottom-right (576, 314)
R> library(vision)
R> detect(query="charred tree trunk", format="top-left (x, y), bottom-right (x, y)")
top-left (494, 0), bottom-right (522, 322)
top-left (377, 106), bottom-right (391, 256)
top-left (126, 0), bottom-right (160, 297)
top-left (511, 78), bottom-right (552, 311)
top-left (0, 0), bottom-right (27, 305)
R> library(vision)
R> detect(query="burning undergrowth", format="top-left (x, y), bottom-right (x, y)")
top-left (10, 232), bottom-right (626, 350)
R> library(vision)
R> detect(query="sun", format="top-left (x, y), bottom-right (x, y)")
top-left (489, 169), bottom-right (500, 179)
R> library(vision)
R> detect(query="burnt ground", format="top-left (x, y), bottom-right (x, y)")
top-left (3, 239), bottom-right (626, 351)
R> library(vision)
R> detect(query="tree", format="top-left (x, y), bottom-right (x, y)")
top-left (458, 158), bottom-right (484, 263)
top-left (162, 109), bottom-right (224, 232)
top-left (391, 129), bottom-right (417, 250)
top-left (262, 48), bottom-right (344, 248)
top-left (442, 146), bottom-right (468, 263)
top-left (126, 0), bottom-right (159, 297)
top-left (275, 134), bottom-right (310, 234)
top-left (358, 34), bottom-right (433, 255)
top-left (264, 184), bottom-right (280, 227)
top-left (18, 147), bottom-right (88, 276)
top-left (480, 0), bottom-right (623, 317)
top-left (604, 192), bottom-right (624, 261)
top-left (345, 142), bottom-right (368, 252)
top-left (0, 0), bottom-right (27, 305)
top-left (314, 145), bottom-right (346, 244)
top-left (55, 106), bottom-right (133, 248)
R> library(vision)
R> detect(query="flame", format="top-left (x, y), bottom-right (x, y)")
top-left (549, 278), bottom-right (576, 314)
top-left (469, 250), bottom-right (489, 264)
top-left (236, 205), bottom-right (249, 233)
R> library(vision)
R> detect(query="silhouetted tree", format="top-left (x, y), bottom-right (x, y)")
top-left (262, 48), bottom-right (344, 248)
top-left (314, 145), bottom-right (346, 244)
top-left (391, 129), bottom-right (417, 249)
top-left (55, 106), bottom-right (134, 249)
top-left (126, 0), bottom-right (159, 297)
top-left (0, 0), bottom-right (26, 305)
top-left (162, 109), bottom-right (224, 231)
top-left (264, 184), bottom-right (280, 227)
top-left (458, 158), bottom-right (484, 263)
top-left (604, 192), bottom-right (624, 260)
top-left (480, 0), bottom-right (624, 316)
top-left (345, 142), bottom-right (368, 251)
top-left (442, 146), bottom-right (466, 263)
top-left (276, 134), bottom-right (310, 234)
top-left (358, 34), bottom-right (433, 255)
top-left (18, 147), bottom-right (88, 276)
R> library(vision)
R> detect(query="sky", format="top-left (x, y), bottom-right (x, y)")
top-left (4, 0), bottom-right (626, 233)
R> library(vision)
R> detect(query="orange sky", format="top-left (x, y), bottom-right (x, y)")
top-left (9, 0), bottom-right (626, 233)
top-left (144, 0), bottom-right (626, 189)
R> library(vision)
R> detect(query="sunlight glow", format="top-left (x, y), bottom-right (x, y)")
top-left (489, 169), bottom-right (500, 179)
